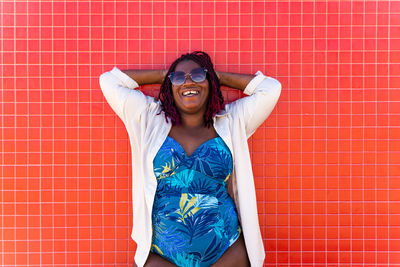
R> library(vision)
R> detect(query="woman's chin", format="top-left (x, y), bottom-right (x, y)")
top-left (178, 104), bottom-right (206, 115)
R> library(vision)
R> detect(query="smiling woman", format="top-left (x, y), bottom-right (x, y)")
top-left (99, 51), bottom-right (282, 267)
top-left (169, 61), bottom-right (211, 121)
top-left (158, 52), bottom-right (225, 129)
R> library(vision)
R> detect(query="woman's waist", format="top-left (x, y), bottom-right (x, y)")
top-left (152, 192), bottom-right (237, 214)
top-left (155, 172), bottom-right (230, 195)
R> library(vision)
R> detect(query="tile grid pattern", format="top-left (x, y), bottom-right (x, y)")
top-left (1, 0), bottom-right (400, 266)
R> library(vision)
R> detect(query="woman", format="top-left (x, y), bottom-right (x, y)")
top-left (100, 51), bottom-right (281, 267)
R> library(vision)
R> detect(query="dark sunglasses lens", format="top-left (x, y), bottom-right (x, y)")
top-left (170, 72), bottom-right (185, 85)
top-left (190, 68), bottom-right (206, 82)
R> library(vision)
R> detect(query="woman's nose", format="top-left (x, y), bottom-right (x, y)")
top-left (183, 73), bottom-right (194, 84)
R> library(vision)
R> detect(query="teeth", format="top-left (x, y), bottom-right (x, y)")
top-left (182, 90), bottom-right (199, 96)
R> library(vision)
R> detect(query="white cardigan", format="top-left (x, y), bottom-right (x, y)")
top-left (99, 67), bottom-right (281, 267)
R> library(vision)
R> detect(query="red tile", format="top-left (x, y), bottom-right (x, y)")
top-left (1, 1), bottom-right (400, 266)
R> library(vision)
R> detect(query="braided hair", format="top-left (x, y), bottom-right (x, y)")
top-left (158, 51), bottom-right (224, 128)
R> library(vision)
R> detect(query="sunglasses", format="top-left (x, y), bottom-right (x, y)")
top-left (168, 67), bottom-right (208, 85)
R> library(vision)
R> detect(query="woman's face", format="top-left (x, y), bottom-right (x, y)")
top-left (171, 60), bottom-right (210, 116)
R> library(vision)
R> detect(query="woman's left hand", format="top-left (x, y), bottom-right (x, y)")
top-left (215, 71), bottom-right (255, 91)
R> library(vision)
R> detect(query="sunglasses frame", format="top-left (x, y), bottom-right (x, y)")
top-left (168, 67), bottom-right (208, 85)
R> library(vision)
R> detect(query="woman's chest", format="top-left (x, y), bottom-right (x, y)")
top-left (168, 126), bottom-right (217, 157)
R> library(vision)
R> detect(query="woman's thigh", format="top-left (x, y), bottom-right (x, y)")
top-left (211, 233), bottom-right (250, 267)
top-left (142, 234), bottom-right (249, 267)
top-left (143, 252), bottom-right (177, 267)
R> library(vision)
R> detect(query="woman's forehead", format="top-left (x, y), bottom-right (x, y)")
top-left (174, 60), bottom-right (201, 72)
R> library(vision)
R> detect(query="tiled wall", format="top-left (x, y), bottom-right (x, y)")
top-left (1, 0), bottom-right (399, 266)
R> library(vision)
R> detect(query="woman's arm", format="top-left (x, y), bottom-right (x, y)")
top-left (216, 71), bottom-right (255, 91)
top-left (99, 67), bottom-right (165, 122)
top-left (121, 69), bottom-right (167, 85)
top-left (222, 71), bottom-right (282, 138)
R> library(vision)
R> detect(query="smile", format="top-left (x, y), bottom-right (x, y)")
top-left (182, 90), bottom-right (199, 96)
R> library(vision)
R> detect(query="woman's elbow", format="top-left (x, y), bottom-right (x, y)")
top-left (99, 72), bottom-right (111, 91)
top-left (271, 77), bottom-right (282, 94)
top-left (265, 77), bottom-right (282, 102)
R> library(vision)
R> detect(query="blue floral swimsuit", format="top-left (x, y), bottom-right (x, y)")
top-left (151, 135), bottom-right (242, 267)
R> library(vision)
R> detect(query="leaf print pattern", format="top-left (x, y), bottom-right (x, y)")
top-left (151, 244), bottom-right (163, 255)
top-left (181, 209), bottom-right (218, 243)
top-left (169, 171), bottom-right (195, 189)
top-left (151, 136), bottom-right (241, 267)
top-left (187, 177), bottom-right (214, 194)
top-left (176, 193), bottom-right (201, 224)
top-left (193, 194), bottom-right (218, 209)
top-left (158, 158), bottom-right (176, 179)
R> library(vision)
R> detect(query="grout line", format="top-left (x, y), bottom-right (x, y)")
top-left (350, 1), bottom-right (354, 264)
top-left (309, 0), bottom-right (315, 262)
top-left (1, 1), bottom-right (4, 265)
top-left (337, 1), bottom-right (341, 264)
top-left (374, 1), bottom-right (378, 265)
top-left (89, 0), bottom-right (93, 265)
top-left (26, 0), bottom-right (30, 264)
top-left (51, 1), bottom-right (55, 265)
top-left (288, 2), bottom-right (292, 265)
top-left (39, 1), bottom-right (42, 265)
top-left (322, 1), bottom-right (324, 265)
top-left (63, 0), bottom-right (67, 265)
top-left (76, 1), bottom-right (80, 264)
top-left (362, 0), bottom-right (366, 265)
top-left (387, 1), bottom-right (391, 265)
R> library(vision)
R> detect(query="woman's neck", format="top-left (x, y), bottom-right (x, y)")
top-left (179, 112), bottom-right (205, 129)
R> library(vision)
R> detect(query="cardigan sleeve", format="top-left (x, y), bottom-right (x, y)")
top-left (99, 67), bottom-right (155, 123)
top-left (226, 71), bottom-right (282, 138)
